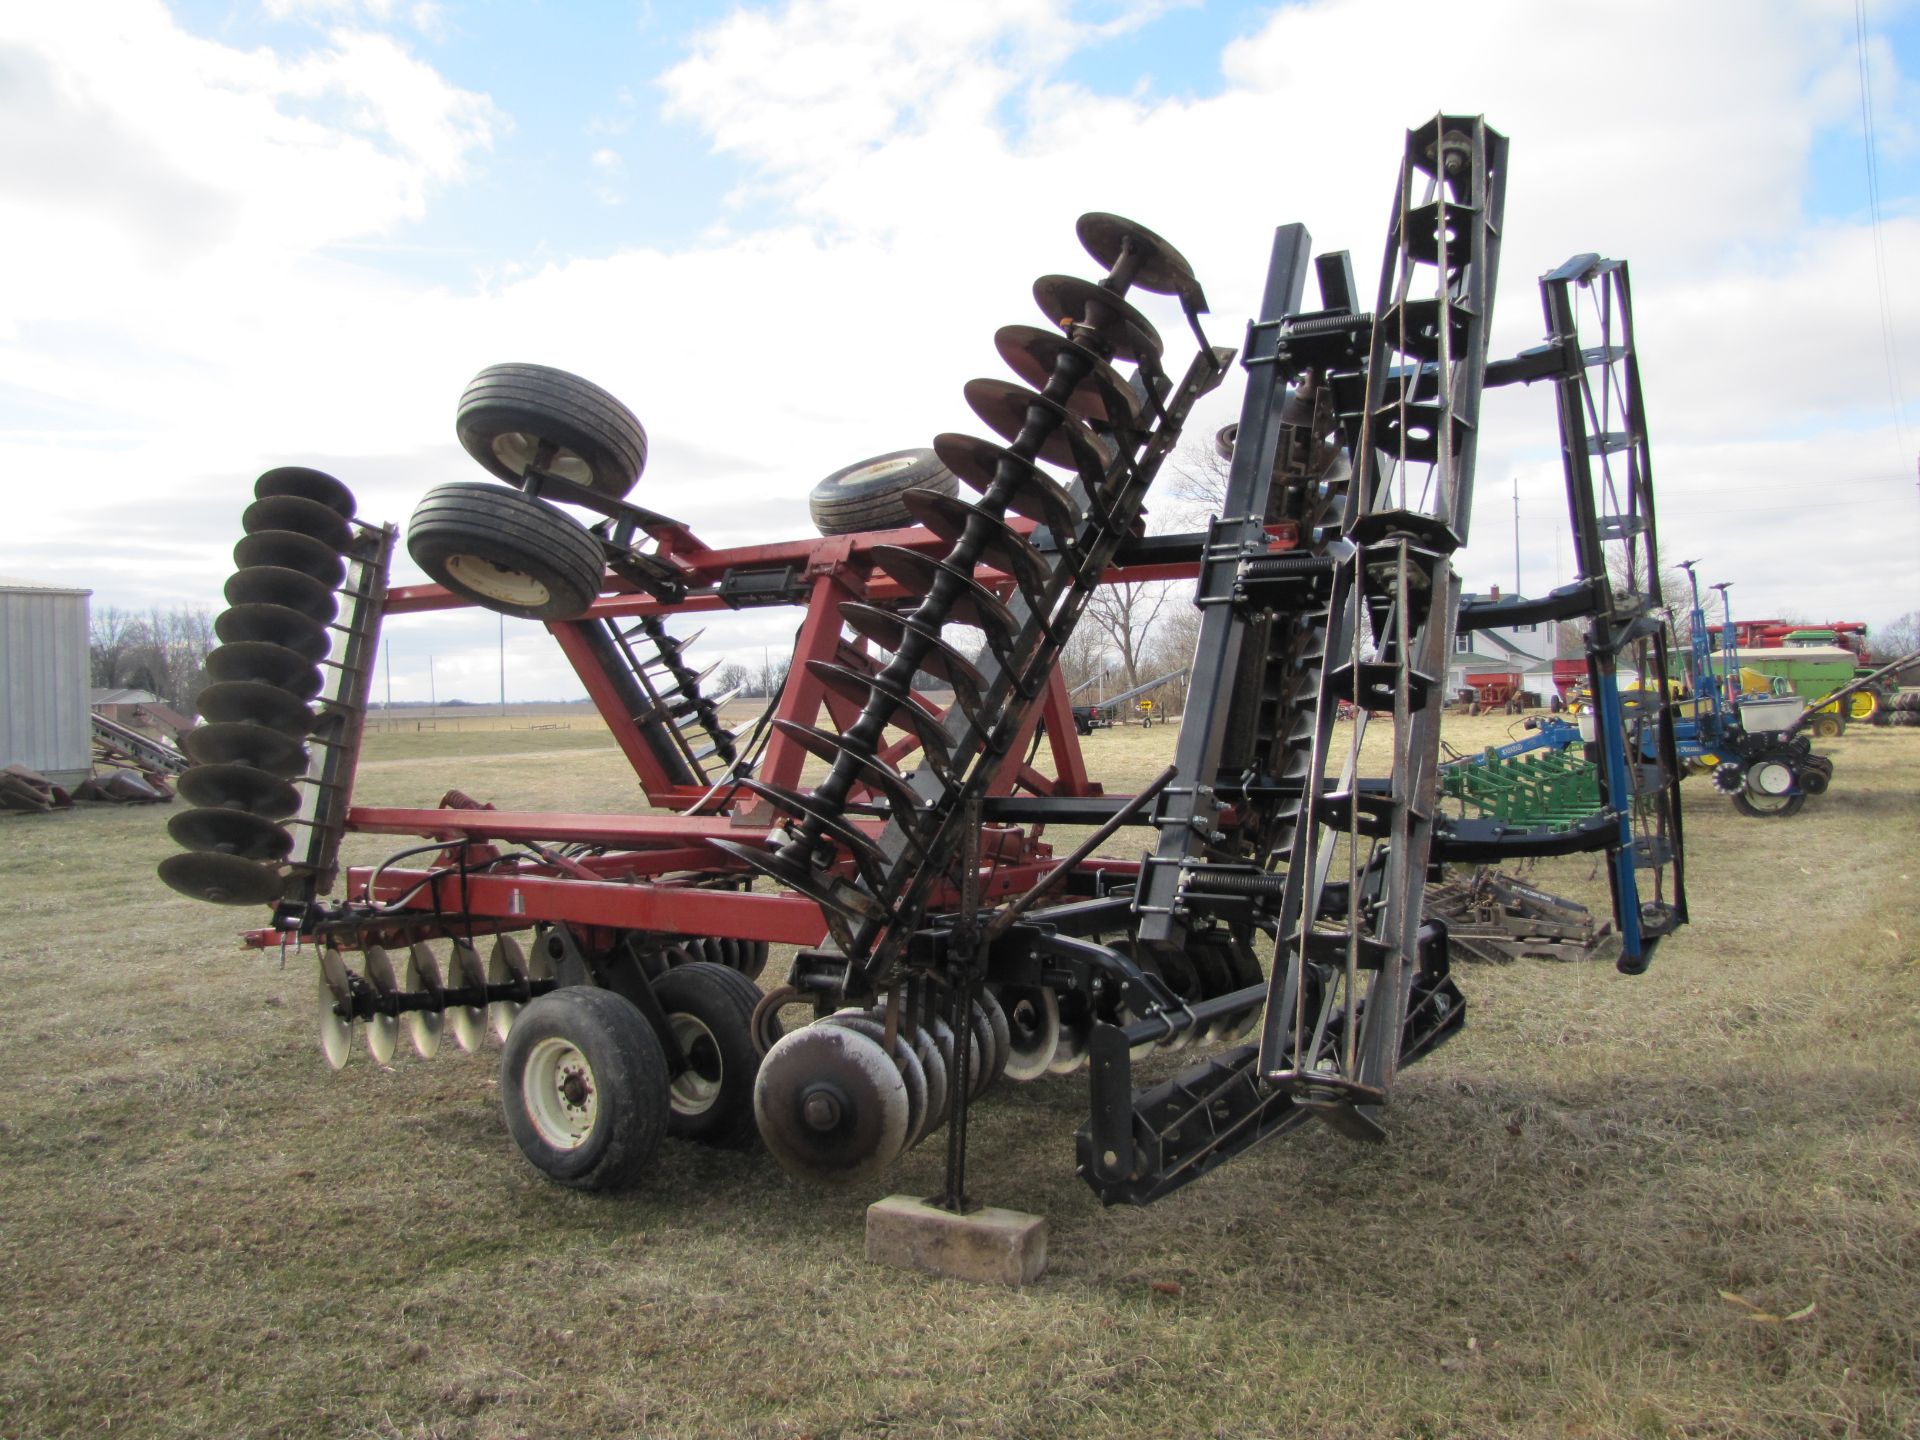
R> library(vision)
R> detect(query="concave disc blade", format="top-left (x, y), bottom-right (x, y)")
top-left (770, 717), bottom-right (924, 815)
top-left (994, 323), bottom-right (1143, 428)
top-left (736, 777), bottom-right (889, 885)
top-left (486, 933), bottom-right (530, 1043)
top-left (318, 948), bottom-right (354, 1071)
top-left (215, 603), bottom-right (329, 662)
top-left (204, 641), bottom-right (323, 699)
top-left (976, 987), bottom-right (1011, 1093)
top-left (839, 603), bottom-right (989, 720)
top-left (195, 680), bottom-right (315, 739)
top-left (233, 529), bottom-right (346, 589)
top-left (907, 1022), bottom-right (948, 1142)
top-left (1032, 273), bottom-right (1163, 363)
top-left (181, 721), bottom-right (310, 777)
top-left (995, 983), bottom-right (1061, 1082)
top-left (822, 1012), bottom-right (927, 1150)
top-left (224, 566), bottom-right (339, 625)
top-left (176, 762), bottom-right (301, 819)
top-left (932, 433), bottom-right (1081, 538)
top-left (167, 807), bottom-right (295, 861)
top-left (1075, 211), bottom-right (1204, 302)
top-left (256, 466), bottom-right (356, 521)
top-left (752, 1023), bottom-right (910, 1186)
top-left (962, 378), bottom-right (1113, 485)
top-left (242, 495), bottom-right (352, 553)
top-left (444, 940), bottom-right (488, 1053)
top-left (805, 659), bottom-right (955, 782)
top-left (363, 944), bottom-right (400, 1064)
top-left (895, 488), bottom-right (1051, 609)
top-left (402, 943), bottom-right (445, 1059)
top-left (156, 851), bottom-right (283, 906)
top-left (865, 545), bottom-right (1016, 656)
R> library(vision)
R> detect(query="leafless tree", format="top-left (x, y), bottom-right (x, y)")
top-left (88, 605), bottom-right (144, 689)
top-left (1057, 620), bottom-right (1114, 695)
top-left (1084, 579), bottom-right (1175, 693)
top-left (119, 606), bottom-right (215, 710)
top-left (1875, 610), bottom-right (1920, 662)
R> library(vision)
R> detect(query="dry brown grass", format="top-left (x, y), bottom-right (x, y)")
top-left (2, 713), bottom-right (1916, 1439)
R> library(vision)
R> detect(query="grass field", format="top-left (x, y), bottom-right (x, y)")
top-left (2, 713), bottom-right (1917, 1439)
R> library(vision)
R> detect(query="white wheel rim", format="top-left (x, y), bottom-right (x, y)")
top-left (491, 432), bottom-right (594, 487)
top-left (522, 1036), bottom-right (598, 1149)
top-left (445, 553), bottom-right (551, 608)
top-left (1751, 760), bottom-right (1794, 796)
top-left (668, 1013), bottom-right (724, 1116)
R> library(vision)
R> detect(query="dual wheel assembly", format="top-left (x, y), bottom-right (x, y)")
top-left (407, 363), bottom-right (648, 620)
top-left (314, 935), bottom-right (773, 1189)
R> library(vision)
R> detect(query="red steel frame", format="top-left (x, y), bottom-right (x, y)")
top-left (253, 511), bottom-right (1294, 951)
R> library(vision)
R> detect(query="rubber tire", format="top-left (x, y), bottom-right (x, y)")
top-left (808, 448), bottom-right (957, 535)
top-left (499, 987), bottom-right (669, 1191)
top-left (1809, 713), bottom-right (1843, 739)
top-left (1731, 789), bottom-right (1806, 819)
top-left (456, 363), bottom-right (648, 499)
top-left (408, 482), bottom-right (605, 620)
top-left (654, 962), bottom-right (769, 1147)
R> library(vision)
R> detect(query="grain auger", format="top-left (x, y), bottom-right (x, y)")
top-left (159, 114), bottom-right (1690, 1217)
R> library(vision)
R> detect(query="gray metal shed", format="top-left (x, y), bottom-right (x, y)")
top-left (0, 576), bottom-right (93, 786)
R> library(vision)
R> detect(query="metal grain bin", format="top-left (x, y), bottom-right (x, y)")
top-left (0, 576), bottom-right (93, 787)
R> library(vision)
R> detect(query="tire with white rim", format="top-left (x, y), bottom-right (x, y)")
top-left (1731, 755), bottom-right (1806, 819)
top-left (456, 362), bottom-right (648, 499)
top-left (499, 986), bottom-right (668, 1190)
top-left (654, 962), bottom-right (770, 1147)
top-left (807, 447), bottom-right (957, 535)
top-left (407, 481), bottom-right (605, 621)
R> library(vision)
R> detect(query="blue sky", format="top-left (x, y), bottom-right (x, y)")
top-left (3, 0), bottom-right (1917, 702)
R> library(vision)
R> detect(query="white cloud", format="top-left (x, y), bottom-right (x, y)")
top-left (4, 0), bottom-right (1917, 706)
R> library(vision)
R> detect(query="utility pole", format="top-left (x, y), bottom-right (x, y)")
top-left (1513, 477), bottom-right (1522, 596)
top-left (500, 613), bottom-right (507, 718)
top-left (429, 654), bottom-right (436, 717)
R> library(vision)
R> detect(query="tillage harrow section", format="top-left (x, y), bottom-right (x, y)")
top-left (160, 114), bottom-right (1691, 1218)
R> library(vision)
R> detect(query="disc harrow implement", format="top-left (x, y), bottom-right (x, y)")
top-left (160, 114), bottom-right (1696, 1235)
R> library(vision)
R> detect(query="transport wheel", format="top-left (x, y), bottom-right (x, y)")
top-left (808, 447), bottom-right (957, 535)
top-left (1731, 756), bottom-right (1806, 819)
top-left (456, 362), bottom-right (648, 499)
top-left (500, 987), bottom-right (668, 1190)
top-left (654, 962), bottom-right (768, 1147)
top-left (407, 481), bottom-right (605, 620)
top-left (1808, 712), bottom-right (1843, 738)
top-left (1848, 690), bottom-right (1878, 722)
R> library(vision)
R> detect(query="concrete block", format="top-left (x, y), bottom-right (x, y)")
top-left (865, 1195), bottom-right (1048, 1287)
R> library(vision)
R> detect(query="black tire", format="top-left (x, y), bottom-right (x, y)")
top-left (808, 448), bottom-right (957, 535)
top-left (499, 987), bottom-right (668, 1190)
top-left (1731, 789), bottom-right (1806, 819)
top-left (654, 962), bottom-right (769, 1147)
top-left (407, 482), bottom-right (605, 620)
top-left (456, 363), bottom-right (647, 499)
